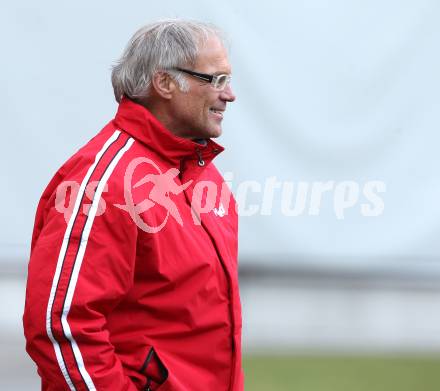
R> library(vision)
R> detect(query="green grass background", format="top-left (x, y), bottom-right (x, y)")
top-left (242, 354), bottom-right (440, 391)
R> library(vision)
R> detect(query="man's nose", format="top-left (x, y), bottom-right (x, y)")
top-left (220, 84), bottom-right (236, 102)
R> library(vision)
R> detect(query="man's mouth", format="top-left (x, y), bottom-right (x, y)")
top-left (209, 108), bottom-right (224, 119)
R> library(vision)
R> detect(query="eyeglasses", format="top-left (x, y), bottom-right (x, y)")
top-left (174, 67), bottom-right (232, 91)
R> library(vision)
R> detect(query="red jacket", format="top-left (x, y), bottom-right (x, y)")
top-left (23, 98), bottom-right (243, 391)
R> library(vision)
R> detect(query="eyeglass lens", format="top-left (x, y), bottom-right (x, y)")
top-left (215, 75), bottom-right (230, 90)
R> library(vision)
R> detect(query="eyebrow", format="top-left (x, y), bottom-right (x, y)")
top-left (211, 69), bottom-right (232, 76)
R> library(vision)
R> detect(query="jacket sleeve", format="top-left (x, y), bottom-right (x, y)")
top-left (23, 164), bottom-right (139, 391)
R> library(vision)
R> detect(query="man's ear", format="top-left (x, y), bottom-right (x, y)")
top-left (151, 71), bottom-right (175, 99)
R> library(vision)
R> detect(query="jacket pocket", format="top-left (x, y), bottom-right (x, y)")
top-left (140, 347), bottom-right (169, 391)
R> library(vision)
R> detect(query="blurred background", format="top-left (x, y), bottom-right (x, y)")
top-left (2, 0), bottom-right (440, 389)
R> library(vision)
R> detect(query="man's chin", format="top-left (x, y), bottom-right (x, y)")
top-left (209, 126), bottom-right (222, 138)
top-left (189, 123), bottom-right (222, 139)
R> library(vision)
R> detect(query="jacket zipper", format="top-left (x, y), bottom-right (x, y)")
top-left (195, 148), bottom-right (205, 166)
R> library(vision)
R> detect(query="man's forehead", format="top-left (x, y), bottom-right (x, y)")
top-left (194, 38), bottom-right (231, 73)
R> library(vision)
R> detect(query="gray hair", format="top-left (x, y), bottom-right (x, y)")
top-left (111, 19), bottom-right (226, 103)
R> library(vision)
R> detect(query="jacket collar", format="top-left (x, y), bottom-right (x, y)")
top-left (113, 97), bottom-right (224, 166)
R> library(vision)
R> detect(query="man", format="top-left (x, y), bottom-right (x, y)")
top-left (23, 19), bottom-right (243, 391)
